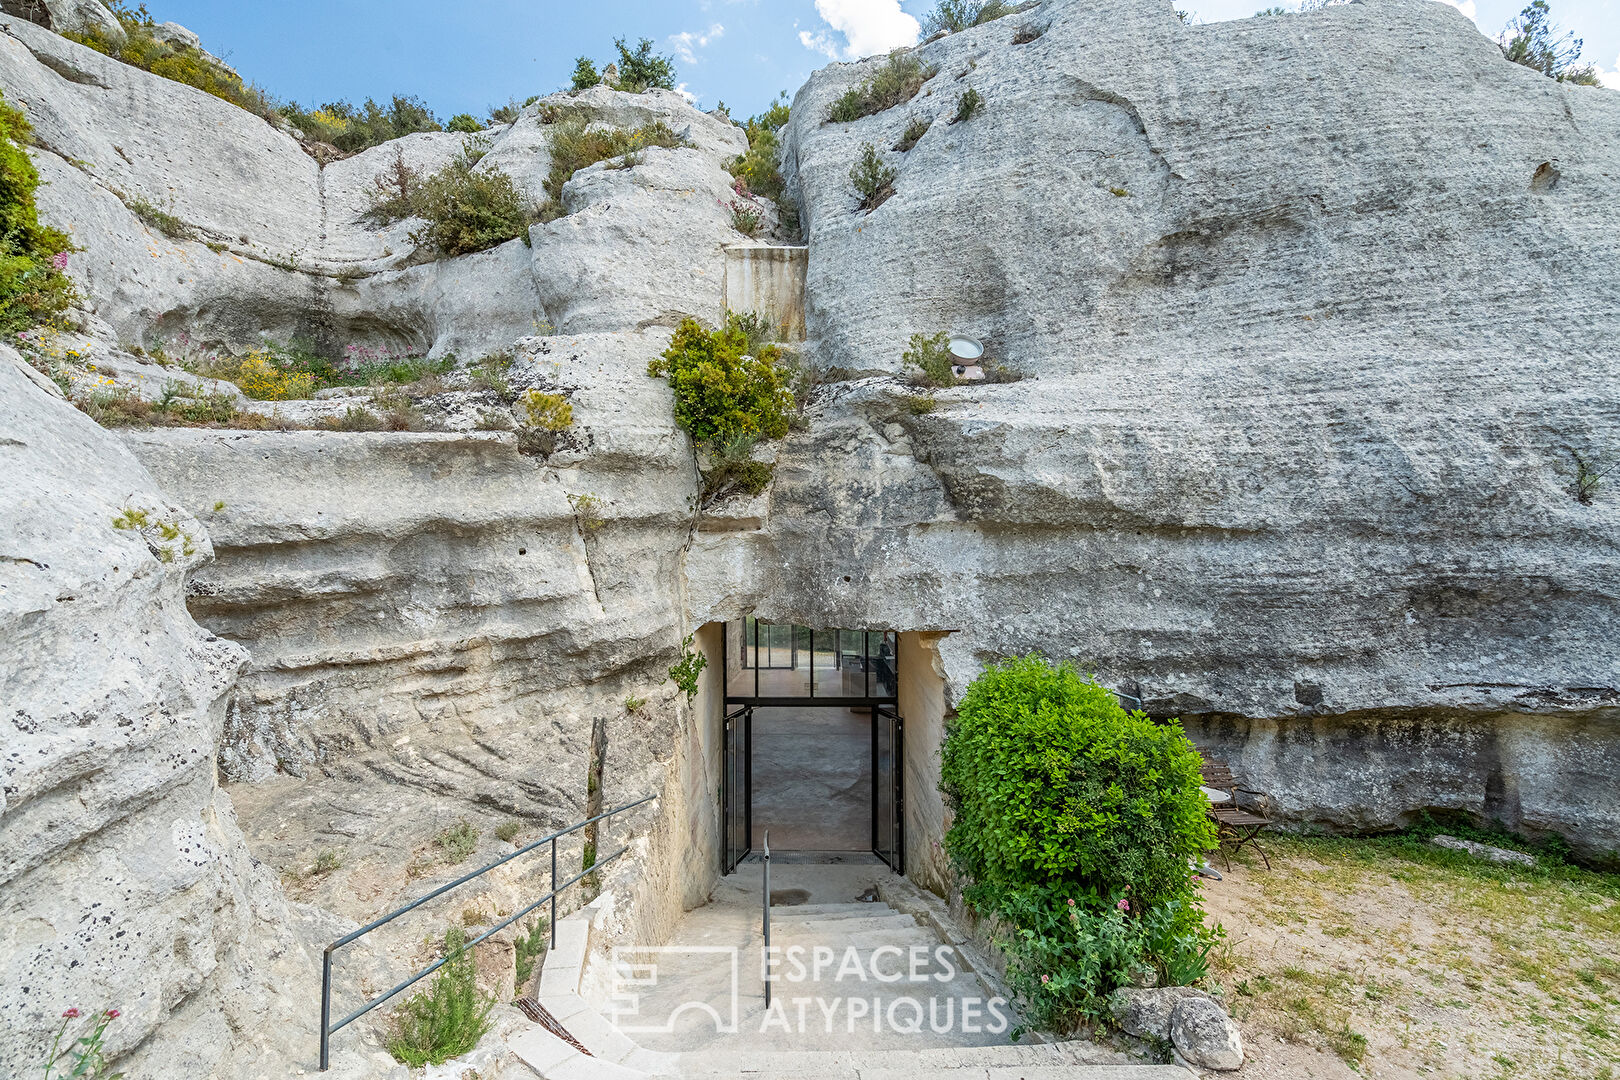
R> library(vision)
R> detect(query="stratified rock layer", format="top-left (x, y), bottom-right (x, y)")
top-left (733, 0), bottom-right (1620, 856)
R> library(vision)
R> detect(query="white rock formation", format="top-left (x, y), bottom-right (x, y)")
top-left (0, 349), bottom-right (396, 1078)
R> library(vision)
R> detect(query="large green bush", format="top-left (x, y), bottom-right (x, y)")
top-left (281, 95), bottom-right (444, 154)
top-left (648, 316), bottom-right (794, 443)
top-left (940, 655), bottom-right (1220, 1029)
top-left (0, 92), bottom-right (77, 333)
top-left (543, 118), bottom-right (686, 204)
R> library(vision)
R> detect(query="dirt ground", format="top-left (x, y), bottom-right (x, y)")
top-left (1198, 833), bottom-right (1620, 1080)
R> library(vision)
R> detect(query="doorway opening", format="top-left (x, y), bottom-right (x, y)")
top-left (720, 619), bottom-right (903, 875)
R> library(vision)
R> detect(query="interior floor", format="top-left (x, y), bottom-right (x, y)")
top-left (749, 706), bottom-right (871, 851)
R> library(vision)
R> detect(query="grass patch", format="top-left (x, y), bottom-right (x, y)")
top-left (495, 821), bottom-right (523, 844)
top-left (1207, 829), bottom-right (1620, 1074)
top-left (435, 821), bottom-right (479, 865)
top-left (543, 117), bottom-right (687, 205)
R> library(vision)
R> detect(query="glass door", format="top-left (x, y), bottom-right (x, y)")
top-left (722, 706), bottom-right (752, 874)
top-left (872, 706), bottom-right (904, 873)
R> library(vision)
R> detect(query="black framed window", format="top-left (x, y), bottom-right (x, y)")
top-left (723, 619), bottom-right (898, 706)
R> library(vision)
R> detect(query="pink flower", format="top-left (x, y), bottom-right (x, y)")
top-left (1116, 899), bottom-right (1130, 912)
top-left (1066, 898), bottom-right (1075, 907)
top-left (62, 1008), bottom-right (80, 1018)
top-left (1040, 974), bottom-right (1050, 984)
top-left (105, 1009), bottom-right (120, 1018)
top-left (52, 251), bottom-right (69, 271)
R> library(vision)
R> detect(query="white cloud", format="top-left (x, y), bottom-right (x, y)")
top-left (1597, 54), bottom-right (1620, 90)
top-left (1435, 0), bottom-right (1478, 22)
top-left (799, 0), bottom-right (920, 60)
top-left (669, 23), bottom-right (725, 65)
top-left (674, 83), bottom-right (699, 104)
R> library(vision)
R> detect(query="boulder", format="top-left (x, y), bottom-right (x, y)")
top-left (1, 0), bottom-right (126, 48)
top-left (149, 19), bottom-right (199, 50)
top-left (1168, 995), bottom-right (1244, 1071)
top-left (1110, 986), bottom-right (1209, 1040)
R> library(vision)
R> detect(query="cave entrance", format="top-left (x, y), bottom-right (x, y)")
top-left (720, 619), bottom-right (902, 874)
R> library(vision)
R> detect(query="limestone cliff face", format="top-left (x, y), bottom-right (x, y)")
top-left (0, 351), bottom-right (384, 1077)
top-left (736, 0), bottom-right (1620, 854)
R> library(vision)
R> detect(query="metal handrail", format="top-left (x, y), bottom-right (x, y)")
top-left (318, 794), bottom-right (656, 1070)
top-left (761, 829), bottom-right (771, 1007)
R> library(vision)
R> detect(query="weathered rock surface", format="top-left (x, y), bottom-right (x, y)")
top-left (0, 348), bottom-right (394, 1078)
top-left (735, 0), bottom-right (1620, 858)
top-left (1168, 995), bottom-right (1244, 1071)
top-left (1430, 833), bottom-right (1537, 866)
top-left (1, 0), bottom-right (124, 46)
top-left (1111, 986), bottom-right (1210, 1041)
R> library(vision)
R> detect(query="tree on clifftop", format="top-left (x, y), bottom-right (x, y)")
top-left (1499, 0), bottom-right (1600, 85)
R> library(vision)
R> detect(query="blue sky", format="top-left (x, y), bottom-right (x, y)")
top-left (151, 0), bottom-right (1618, 121)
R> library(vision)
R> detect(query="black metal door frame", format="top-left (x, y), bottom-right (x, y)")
top-left (872, 705), bottom-right (905, 874)
top-left (722, 705), bottom-right (752, 875)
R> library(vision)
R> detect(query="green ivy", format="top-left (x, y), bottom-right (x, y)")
top-left (0, 92), bottom-right (78, 333)
top-left (668, 634), bottom-right (708, 700)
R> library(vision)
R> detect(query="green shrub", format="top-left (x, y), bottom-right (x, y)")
top-left (702, 432), bottom-right (774, 500)
top-left (922, 0), bottom-right (1015, 34)
top-left (571, 56), bottom-right (600, 91)
top-left (939, 655), bottom-right (1220, 1029)
top-left (895, 115), bottom-right (931, 152)
top-left (612, 37), bottom-right (678, 92)
top-left (827, 52), bottom-right (936, 123)
top-left (0, 92), bottom-right (78, 333)
top-left (325, 405), bottom-right (384, 431)
top-left (667, 634), bottom-right (708, 700)
top-left (281, 95), bottom-right (443, 155)
top-left (647, 315), bottom-right (794, 444)
top-left (122, 192), bottom-right (195, 240)
top-left (365, 146), bottom-right (533, 255)
top-left (729, 199), bottom-right (762, 236)
top-left (513, 919), bottom-right (547, 993)
top-left (486, 100), bottom-right (521, 126)
top-left (544, 118), bottom-right (685, 202)
top-left (446, 113), bottom-right (482, 133)
top-left (903, 331), bottom-right (956, 387)
top-left (495, 820), bottom-right (523, 843)
top-left (850, 143), bottom-right (897, 212)
top-left (953, 87), bottom-right (983, 124)
top-left (408, 149), bottom-right (533, 256)
top-left (387, 928), bottom-right (495, 1067)
top-left (729, 93), bottom-right (791, 203)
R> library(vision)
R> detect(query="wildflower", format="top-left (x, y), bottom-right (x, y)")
top-left (1116, 898), bottom-right (1130, 912)
top-left (52, 251), bottom-right (70, 271)
top-left (105, 1009), bottom-right (120, 1018)
top-left (1066, 898), bottom-right (1075, 907)
top-left (1040, 974), bottom-right (1049, 984)
top-left (62, 1008), bottom-right (80, 1018)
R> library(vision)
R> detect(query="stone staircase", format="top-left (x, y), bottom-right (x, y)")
top-left (502, 866), bottom-right (1194, 1080)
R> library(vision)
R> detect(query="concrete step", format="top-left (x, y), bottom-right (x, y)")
top-left (770, 914), bottom-right (919, 935)
top-left (768, 903), bottom-right (891, 919)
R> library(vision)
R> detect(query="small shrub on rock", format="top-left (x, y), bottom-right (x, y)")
top-left (729, 199), bottom-right (763, 236)
top-left (902, 332), bottom-right (956, 387)
top-left (571, 57), bottom-right (601, 91)
top-left (895, 115), bottom-right (931, 152)
top-left (953, 87), bottom-right (984, 124)
top-left (850, 143), bottom-right (897, 213)
top-left (923, 0), bottom-right (1015, 35)
top-left (237, 350), bottom-right (316, 400)
top-left (940, 655), bottom-right (1220, 1031)
top-left (517, 390), bottom-right (572, 455)
top-left (386, 927), bottom-right (495, 1067)
top-left (446, 113), bottom-right (482, 133)
top-left (729, 93), bottom-right (791, 203)
top-left (702, 432), bottom-right (775, 500)
top-left (435, 822), bottom-right (479, 864)
top-left (827, 53), bottom-right (936, 123)
top-left (281, 95), bottom-right (443, 155)
top-left (364, 146), bottom-right (534, 256)
top-left (611, 37), bottom-right (678, 93)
